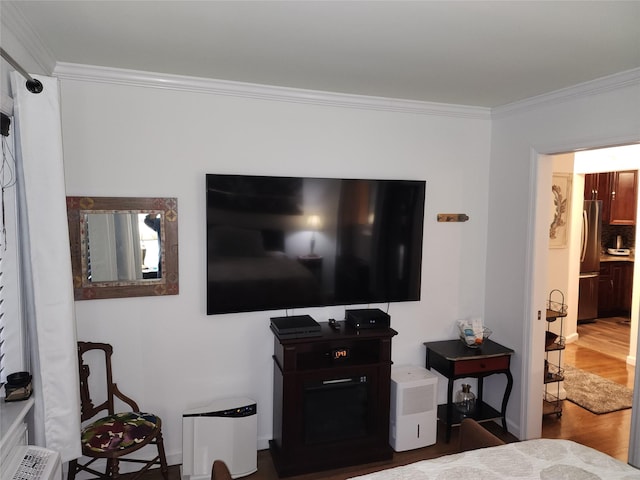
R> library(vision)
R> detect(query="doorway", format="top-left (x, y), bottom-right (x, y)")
top-left (541, 144), bottom-right (639, 461)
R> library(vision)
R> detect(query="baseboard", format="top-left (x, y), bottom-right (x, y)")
top-left (565, 332), bottom-right (579, 344)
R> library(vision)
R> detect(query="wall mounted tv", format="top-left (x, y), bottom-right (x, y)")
top-left (206, 174), bottom-right (425, 315)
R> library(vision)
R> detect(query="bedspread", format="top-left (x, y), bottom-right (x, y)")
top-left (348, 439), bottom-right (639, 479)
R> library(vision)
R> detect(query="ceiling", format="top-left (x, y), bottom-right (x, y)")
top-left (4, 1), bottom-right (640, 107)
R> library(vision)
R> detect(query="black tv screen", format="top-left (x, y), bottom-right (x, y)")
top-left (206, 174), bottom-right (425, 315)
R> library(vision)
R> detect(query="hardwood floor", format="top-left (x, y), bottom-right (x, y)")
top-left (572, 316), bottom-right (632, 362)
top-left (130, 318), bottom-right (635, 480)
top-left (541, 316), bottom-right (635, 462)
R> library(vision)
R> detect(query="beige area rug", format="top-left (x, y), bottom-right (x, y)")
top-left (563, 364), bottom-right (633, 414)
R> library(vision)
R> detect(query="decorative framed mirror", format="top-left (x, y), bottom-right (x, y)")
top-left (66, 196), bottom-right (179, 300)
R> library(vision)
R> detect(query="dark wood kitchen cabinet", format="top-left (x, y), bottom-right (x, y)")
top-left (584, 171), bottom-right (637, 225)
top-left (584, 172), bottom-right (611, 222)
top-left (598, 261), bottom-right (633, 317)
top-left (598, 265), bottom-right (612, 316)
top-left (609, 170), bottom-right (637, 225)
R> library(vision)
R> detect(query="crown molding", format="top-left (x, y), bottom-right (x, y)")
top-left (492, 68), bottom-right (640, 118)
top-left (1, 2), bottom-right (56, 75)
top-left (53, 62), bottom-right (491, 119)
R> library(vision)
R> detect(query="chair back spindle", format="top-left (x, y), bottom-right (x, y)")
top-left (78, 363), bottom-right (94, 420)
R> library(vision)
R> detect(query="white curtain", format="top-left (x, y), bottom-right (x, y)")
top-left (10, 72), bottom-right (81, 462)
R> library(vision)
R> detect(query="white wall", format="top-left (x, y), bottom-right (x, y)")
top-left (547, 153), bottom-right (577, 342)
top-left (59, 73), bottom-right (491, 463)
top-left (487, 72), bottom-right (640, 441)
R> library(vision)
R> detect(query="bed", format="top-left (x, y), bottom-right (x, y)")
top-left (348, 439), bottom-right (639, 479)
top-left (348, 420), bottom-right (639, 480)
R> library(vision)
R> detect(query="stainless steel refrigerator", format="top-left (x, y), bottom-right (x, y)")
top-left (577, 200), bottom-right (602, 323)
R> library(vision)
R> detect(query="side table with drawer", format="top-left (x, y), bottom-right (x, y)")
top-left (424, 339), bottom-right (514, 442)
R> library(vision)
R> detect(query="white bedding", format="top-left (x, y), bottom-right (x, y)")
top-left (348, 439), bottom-right (640, 480)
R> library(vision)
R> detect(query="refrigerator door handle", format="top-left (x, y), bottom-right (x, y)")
top-left (593, 200), bottom-right (601, 251)
top-left (580, 272), bottom-right (599, 279)
top-left (581, 208), bottom-right (588, 263)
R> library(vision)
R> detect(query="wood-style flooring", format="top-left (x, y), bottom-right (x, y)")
top-left (129, 317), bottom-right (636, 480)
top-left (572, 316), bottom-right (632, 362)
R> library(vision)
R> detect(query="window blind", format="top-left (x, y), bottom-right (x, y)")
top-left (0, 115), bottom-right (24, 387)
top-left (0, 265), bottom-right (5, 385)
top-left (0, 116), bottom-right (9, 386)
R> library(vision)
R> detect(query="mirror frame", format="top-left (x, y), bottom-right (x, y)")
top-left (66, 196), bottom-right (179, 300)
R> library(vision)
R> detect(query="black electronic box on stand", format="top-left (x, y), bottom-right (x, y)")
top-left (345, 308), bottom-right (390, 329)
top-left (270, 315), bottom-right (322, 339)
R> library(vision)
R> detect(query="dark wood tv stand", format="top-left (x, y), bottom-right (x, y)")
top-left (270, 321), bottom-right (397, 477)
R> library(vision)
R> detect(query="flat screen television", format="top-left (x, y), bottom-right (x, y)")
top-left (206, 174), bottom-right (425, 315)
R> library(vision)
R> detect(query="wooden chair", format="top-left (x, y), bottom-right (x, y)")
top-left (211, 460), bottom-right (233, 480)
top-left (67, 342), bottom-right (169, 480)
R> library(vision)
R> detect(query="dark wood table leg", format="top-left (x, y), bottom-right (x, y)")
top-left (446, 377), bottom-right (454, 442)
top-left (501, 370), bottom-right (514, 432)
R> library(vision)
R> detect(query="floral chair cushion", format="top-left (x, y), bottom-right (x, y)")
top-left (81, 412), bottom-right (159, 453)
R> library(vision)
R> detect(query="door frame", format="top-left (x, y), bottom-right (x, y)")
top-left (526, 138), bottom-right (640, 466)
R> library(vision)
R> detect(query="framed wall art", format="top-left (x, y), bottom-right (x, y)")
top-left (549, 173), bottom-right (572, 248)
